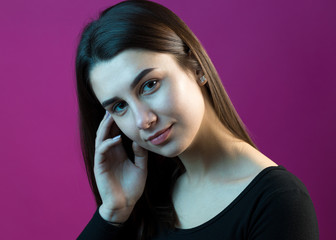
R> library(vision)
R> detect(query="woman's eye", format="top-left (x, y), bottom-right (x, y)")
top-left (141, 79), bottom-right (160, 94)
top-left (112, 101), bottom-right (128, 115)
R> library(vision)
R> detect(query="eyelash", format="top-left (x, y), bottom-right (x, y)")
top-left (141, 79), bottom-right (160, 95)
top-left (111, 79), bottom-right (160, 115)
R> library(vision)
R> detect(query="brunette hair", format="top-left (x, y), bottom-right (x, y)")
top-left (75, 0), bottom-right (258, 239)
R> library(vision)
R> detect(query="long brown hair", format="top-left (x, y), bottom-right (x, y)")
top-left (75, 0), bottom-right (258, 238)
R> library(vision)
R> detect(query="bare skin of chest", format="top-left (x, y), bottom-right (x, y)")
top-left (172, 176), bottom-right (255, 229)
top-left (172, 159), bottom-right (278, 229)
top-left (172, 141), bottom-right (278, 229)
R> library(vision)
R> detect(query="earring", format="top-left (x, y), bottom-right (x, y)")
top-left (198, 75), bottom-right (207, 86)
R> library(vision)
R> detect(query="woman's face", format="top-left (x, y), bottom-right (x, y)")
top-left (90, 49), bottom-right (205, 157)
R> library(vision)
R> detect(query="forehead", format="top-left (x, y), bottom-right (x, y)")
top-left (89, 49), bottom-right (177, 95)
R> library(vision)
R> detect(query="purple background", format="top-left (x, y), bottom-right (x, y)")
top-left (1, 0), bottom-right (335, 239)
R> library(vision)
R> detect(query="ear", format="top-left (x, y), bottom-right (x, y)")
top-left (195, 69), bottom-right (207, 86)
top-left (195, 68), bottom-right (203, 76)
top-left (198, 75), bottom-right (207, 86)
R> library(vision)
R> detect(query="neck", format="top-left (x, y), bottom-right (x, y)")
top-left (178, 98), bottom-right (252, 186)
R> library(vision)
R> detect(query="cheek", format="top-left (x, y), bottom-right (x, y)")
top-left (115, 118), bottom-right (138, 141)
top-left (169, 81), bottom-right (205, 122)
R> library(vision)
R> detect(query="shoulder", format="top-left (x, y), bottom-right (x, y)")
top-left (245, 166), bottom-right (319, 239)
top-left (242, 165), bottom-right (317, 222)
top-left (250, 165), bottom-right (311, 199)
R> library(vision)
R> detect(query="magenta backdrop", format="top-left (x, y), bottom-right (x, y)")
top-left (1, 0), bottom-right (335, 239)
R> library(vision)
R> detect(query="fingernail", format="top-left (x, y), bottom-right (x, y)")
top-left (112, 135), bottom-right (121, 141)
top-left (106, 111), bottom-right (110, 118)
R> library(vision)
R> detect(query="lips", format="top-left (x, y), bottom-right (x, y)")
top-left (147, 125), bottom-right (173, 145)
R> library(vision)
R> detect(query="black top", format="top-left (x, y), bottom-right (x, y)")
top-left (77, 165), bottom-right (319, 239)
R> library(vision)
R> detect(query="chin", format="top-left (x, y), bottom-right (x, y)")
top-left (150, 142), bottom-right (187, 158)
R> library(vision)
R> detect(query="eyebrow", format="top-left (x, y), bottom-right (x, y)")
top-left (101, 68), bottom-right (156, 108)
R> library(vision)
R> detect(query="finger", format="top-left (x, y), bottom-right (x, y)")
top-left (96, 112), bottom-right (115, 147)
top-left (96, 135), bottom-right (122, 156)
top-left (96, 111), bottom-right (109, 133)
top-left (95, 111), bottom-right (110, 143)
top-left (132, 142), bottom-right (148, 172)
top-left (94, 136), bottom-right (121, 168)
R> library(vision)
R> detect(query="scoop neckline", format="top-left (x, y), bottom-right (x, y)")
top-left (171, 165), bottom-right (285, 234)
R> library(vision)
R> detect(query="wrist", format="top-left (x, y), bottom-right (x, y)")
top-left (99, 204), bottom-right (134, 223)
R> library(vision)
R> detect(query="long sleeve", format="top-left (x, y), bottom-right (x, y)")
top-left (77, 207), bottom-right (124, 240)
top-left (249, 189), bottom-right (319, 240)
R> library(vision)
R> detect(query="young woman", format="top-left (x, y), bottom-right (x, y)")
top-left (76, 1), bottom-right (319, 239)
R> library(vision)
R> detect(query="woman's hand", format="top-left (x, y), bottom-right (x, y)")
top-left (94, 111), bottom-right (148, 223)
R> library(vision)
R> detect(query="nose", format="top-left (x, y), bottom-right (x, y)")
top-left (132, 102), bottom-right (157, 130)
